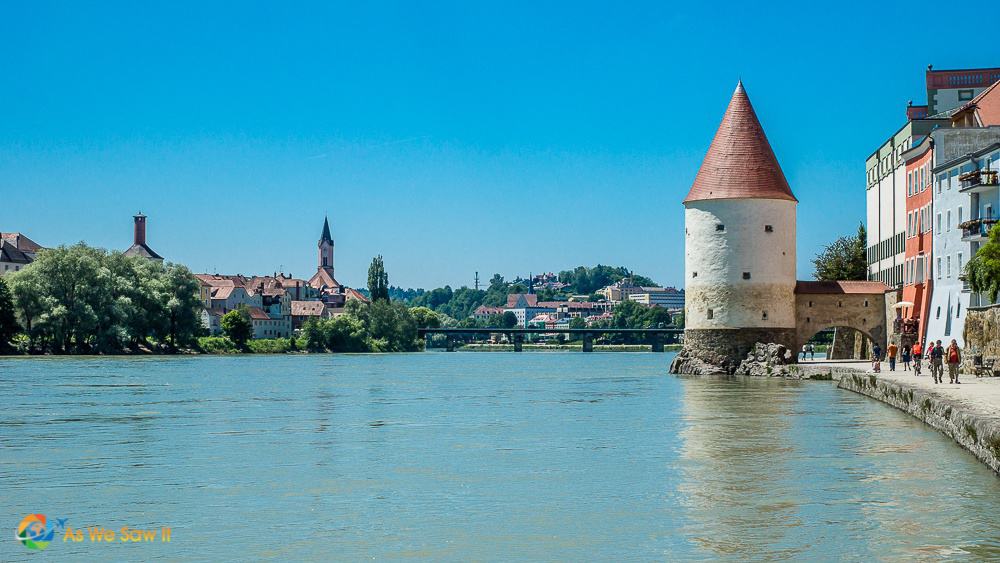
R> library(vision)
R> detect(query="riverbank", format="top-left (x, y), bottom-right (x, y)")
top-left (456, 343), bottom-right (683, 352)
top-left (804, 359), bottom-right (1000, 476)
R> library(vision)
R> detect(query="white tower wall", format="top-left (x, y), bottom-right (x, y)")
top-left (684, 198), bottom-right (797, 330)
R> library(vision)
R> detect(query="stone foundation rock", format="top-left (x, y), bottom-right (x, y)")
top-left (734, 342), bottom-right (797, 377)
top-left (670, 328), bottom-right (797, 375)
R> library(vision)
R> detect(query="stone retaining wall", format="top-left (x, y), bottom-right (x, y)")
top-left (962, 305), bottom-right (1000, 372)
top-left (837, 372), bottom-right (1000, 476)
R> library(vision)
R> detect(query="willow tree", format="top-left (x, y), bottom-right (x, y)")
top-left (966, 224), bottom-right (1000, 302)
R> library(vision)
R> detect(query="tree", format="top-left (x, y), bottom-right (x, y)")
top-left (568, 316), bottom-right (587, 329)
top-left (221, 306), bottom-right (253, 349)
top-left (0, 277), bottom-right (19, 352)
top-left (813, 223), bottom-right (868, 281)
top-left (409, 306), bottom-right (442, 329)
top-left (367, 255), bottom-right (390, 302)
top-left (967, 224), bottom-right (1000, 302)
top-left (501, 311), bottom-right (518, 329)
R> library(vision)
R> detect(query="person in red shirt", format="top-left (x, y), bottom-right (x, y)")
top-left (947, 340), bottom-right (962, 384)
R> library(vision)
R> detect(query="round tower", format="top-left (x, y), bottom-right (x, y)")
top-left (676, 81), bottom-right (798, 373)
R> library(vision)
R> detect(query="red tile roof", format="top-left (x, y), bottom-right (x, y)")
top-left (685, 81), bottom-right (796, 204)
top-left (291, 301), bottom-right (326, 316)
top-left (245, 307), bottom-right (271, 321)
top-left (506, 294), bottom-right (539, 308)
top-left (344, 287), bottom-right (370, 303)
top-left (0, 233), bottom-right (42, 253)
top-left (794, 280), bottom-right (889, 295)
top-left (954, 79), bottom-right (1000, 126)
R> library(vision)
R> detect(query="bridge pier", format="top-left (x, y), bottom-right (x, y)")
top-left (446, 335), bottom-right (456, 352)
top-left (582, 333), bottom-right (593, 352)
top-left (650, 334), bottom-right (664, 353)
top-left (513, 333), bottom-right (523, 352)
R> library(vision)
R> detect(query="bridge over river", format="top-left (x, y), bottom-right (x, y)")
top-left (416, 327), bottom-right (683, 352)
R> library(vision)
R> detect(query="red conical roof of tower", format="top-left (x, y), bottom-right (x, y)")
top-left (684, 81), bottom-right (796, 203)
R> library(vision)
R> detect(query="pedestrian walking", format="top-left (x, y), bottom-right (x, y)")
top-left (912, 341), bottom-right (923, 376)
top-left (901, 345), bottom-right (911, 371)
top-left (947, 339), bottom-right (962, 384)
top-left (931, 340), bottom-right (945, 384)
top-left (801, 344), bottom-right (807, 362)
top-left (873, 343), bottom-right (882, 362)
top-left (887, 342), bottom-right (898, 371)
top-left (807, 343), bottom-right (815, 361)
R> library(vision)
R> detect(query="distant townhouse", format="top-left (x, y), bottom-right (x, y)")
top-left (472, 305), bottom-right (505, 322)
top-left (196, 217), bottom-right (368, 338)
top-left (900, 136), bottom-right (934, 346)
top-left (0, 232), bottom-right (42, 275)
top-left (504, 294), bottom-right (555, 327)
top-left (925, 125), bottom-right (1000, 346)
top-left (625, 288), bottom-right (685, 309)
top-left (597, 279), bottom-right (683, 308)
top-left (866, 66), bottom-right (1000, 287)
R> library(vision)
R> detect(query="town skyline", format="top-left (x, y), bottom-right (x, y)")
top-left (3, 2), bottom-right (999, 289)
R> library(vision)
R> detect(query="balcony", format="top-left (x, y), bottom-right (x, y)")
top-left (961, 217), bottom-right (998, 241)
top-left (959, 169), bottom-right (1000, 193)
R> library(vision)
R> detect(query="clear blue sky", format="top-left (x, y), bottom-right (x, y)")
top-left (2, 1), bottom-right (997, 290)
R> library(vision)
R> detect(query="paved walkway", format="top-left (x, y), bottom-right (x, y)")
top-left (805, 359), bottom-right (1000, 417)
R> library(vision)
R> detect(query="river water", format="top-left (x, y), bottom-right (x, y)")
top-left (2, 352), bottom-right (999, 561)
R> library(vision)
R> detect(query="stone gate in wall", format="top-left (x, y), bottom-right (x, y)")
top-left (794, 281), bottom-right (889, 354)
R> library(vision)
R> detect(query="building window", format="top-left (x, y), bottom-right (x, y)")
top-left (957, 302), bottom-right (962, 318)
top-left (947, 210), bottom-right (951, 231)
top-left (959, 89), bottom-right (974, 101)
top-left (692, 272), bottom-right (697, 278)
top-left (765, 225), bottom-right (773, 233)
top-left (864, 300), bottom-right (869, 307)
top-left (947, 255), bottom-right (951, 277)
top-left (707, 309), bottom-right (714, 320)
top-left (762, 311), bottom-right (768, 320)
top-left (838, 301), bottom-right (843, 308)
top-left (742, 272), bottom-right (751, 280)
top-left (937, 213), bottom-right (942, 232)
top-left (716, 224), bottom-right (725, 232)
top-left (808, 301), bottom-right (813, 307)
top-left (937, 306), bottom-right (941, 319)
top-left (958, 206), bottom-right (963, 224)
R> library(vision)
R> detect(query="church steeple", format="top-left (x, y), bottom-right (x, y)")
top-left (320, 216), bottom-right (333, 244)
top-left (318, 216), bottom-right (334, 272)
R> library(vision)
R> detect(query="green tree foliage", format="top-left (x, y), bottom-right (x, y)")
top-left (7, 244), bottom-right (203, 354)
top-left (501, 311), bottom-right (518, 328)
top-left (557, 265), bottom-right (655, 295)
top-left (409, 306), bottom-right (443, 329)
top-left (0, 277), bottom-right (19, 351)
top-left (812, 223), bottom-right (868, 281)
top-left (301, 300), bottom-right (420, 352)
top-left (568, 316), bottom-right (587, 329)
top-left (967, 224), bottom-right (1000, 302)
top-left (367, 255), bottom-right (390, 302)
top-left (221, 306), bottom-right (253, 349)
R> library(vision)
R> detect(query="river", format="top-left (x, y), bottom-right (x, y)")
top-left (2, 352), bottom-right (999, 561)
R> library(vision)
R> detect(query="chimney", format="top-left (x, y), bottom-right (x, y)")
top-left (133, 212), bottom-right (147, 246)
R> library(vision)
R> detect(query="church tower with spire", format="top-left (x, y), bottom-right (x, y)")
top-left (318, 216), bottom-right (334, 274)
top-left (673, 81), bottom-right (798, 373)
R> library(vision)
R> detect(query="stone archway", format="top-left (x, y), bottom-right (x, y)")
top-left (794, 281), bottom-right (888, 359)
top-left (798, 325), bottom-right (877, 360)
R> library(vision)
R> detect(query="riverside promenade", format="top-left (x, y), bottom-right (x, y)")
top-left (804, 359), bottom-right (1000, 475)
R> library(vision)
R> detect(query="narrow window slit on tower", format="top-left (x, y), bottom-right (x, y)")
top-left (761, 311), bottom-right (768, 320)
top-left (765, 225), bottom-right (773, 232)
top-left (742, 272), bottom-right (751, 279)
top-left (716, 224), bottom-right (725, 231)
top-left (707, 309), bottom-right (714, 320)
